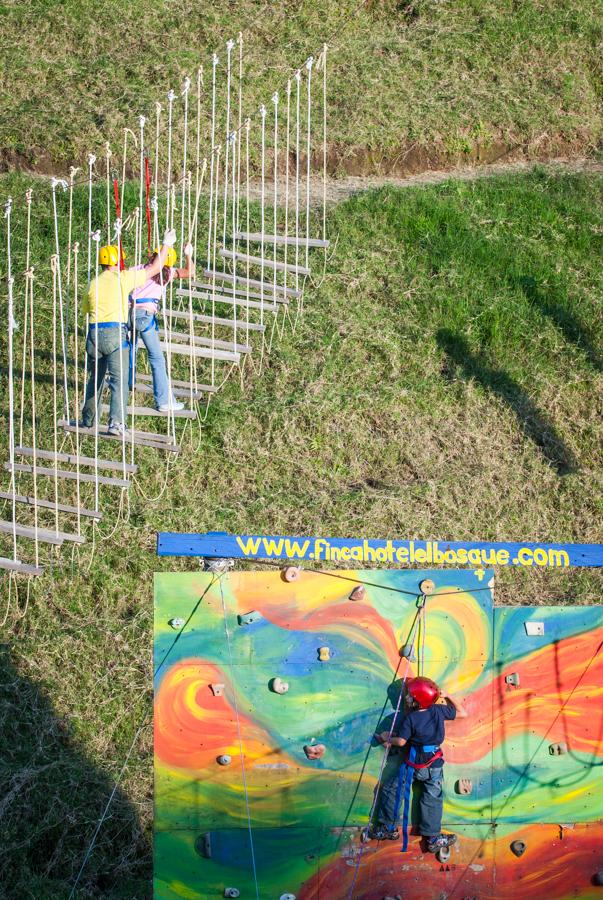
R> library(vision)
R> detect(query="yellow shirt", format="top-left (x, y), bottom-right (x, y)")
top-left (83, 268), bottom-right (149, 324)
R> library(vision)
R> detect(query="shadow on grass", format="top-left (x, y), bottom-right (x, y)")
top-left (515, 275), bottom-right (602, 372)
top-left (436, 329), bottom-right (578, 476)
top-left (0, 643), bottom-right (150, 899)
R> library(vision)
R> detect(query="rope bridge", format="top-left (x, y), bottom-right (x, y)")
top-left (0, 36), bottom-right (330, 606)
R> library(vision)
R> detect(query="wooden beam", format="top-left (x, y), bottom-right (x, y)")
top-left (159, 342), bottom-right (240, 363)
top-left (0, 519), bottom-right (64, 545)
top-left (59, 421), bottom-right (180, 453)
top-left (0, 491), bottom-right (102, 520)
top-left (220, 248), bottom-right (311, 277)
top-left (187, 280), bottom-right (280, 303)
top-left (5, 463), bottom-right (131, 489)
top-left (176, 288), bottom-right (279, 312)
top-left (158, 328), bottom-right (251, 354)
top-left (137, 372), bottom-right (217, 393)
top-left (15, 446), bottom-right (137, 474)
top-left (0, 555), bottom-right (44, 576)
top-left (165, 308), bottom-right (266, 333)
top-left (134, 381), bottom-right (204, 401)
top-left (203, 269), bottom-right (301, 298)
top-left (100, 404), bottom-right (196, 420)
top-left (234, 232), bottom-right (329, 248)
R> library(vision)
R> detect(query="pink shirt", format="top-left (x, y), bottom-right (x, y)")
top-left (130, 265), bottom-right (175, 315)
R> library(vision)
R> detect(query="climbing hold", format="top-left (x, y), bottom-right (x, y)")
top-left (206, 557), bottom-right (234, 574)
top-left (271, 677), bottom-right (289, 694)
top-left (419, 578), bottom-right (436, 595)
top-left (349, 585), bottom-right (365, 601)
top-left (217, 755), bottom-right (231, 766)
top-left (524, 621), bottom-right (545, 636)
top-left (437, 844), bottom-right (451, 862)
top-left (549, 742), bottom-right (568, 755)
top-left (594, 871), bottom-right (603, 886)
top-left (282, 566), bottom-right (301, 582)
top-left (209, 683), bottom-right (225, 697)
top-left (237, 610), bottom-right (263, 626)
top-left (168, 617), bottom-right (185, 629)
top-left (455, 778), bottom-right (473, 795)
top-left (194, 833), bottom-right (211, 858)
top-left (400, 643), bottom-right (417, 662)
top-left (510, 840), bottom-right (526, 857)
top-left (280, 894), bottom-right (296, 900)
top-left (224, 890), bottom-right (240, 899)
top-left (304, 743), bottom-right (326, 760)
top-left (318, 646), bottom-right (330, 662)
top-left (505, 672), bottom-right (520, 687)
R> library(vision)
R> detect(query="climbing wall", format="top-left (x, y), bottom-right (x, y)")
top-left (153, 570), bottom-right (603, 899)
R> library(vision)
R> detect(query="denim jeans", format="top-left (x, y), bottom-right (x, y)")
top-left (82, 325), bottom-right (129, 427)
top-left (375, 760), bottom-right (444, 837)
top-left (130, 312), bottom-right (170, 407)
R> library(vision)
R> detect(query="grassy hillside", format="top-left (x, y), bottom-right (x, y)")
top-left (0, 0), bottom-right (602, 174)
top-left (1, 168), bottom-right (602, 897)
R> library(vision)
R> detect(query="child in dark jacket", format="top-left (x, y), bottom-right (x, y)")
top-left (370, 676), bottom-right (467, 852)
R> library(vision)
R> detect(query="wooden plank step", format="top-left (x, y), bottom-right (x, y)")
top-left (134, 381), bottom-right (204, 401)
top-left (137, 372), bottom-right (217, 393)
top-left (188, 280), bottom-right (278, 303)
top-left (158, 329), bottom-right (251, 354)
top-left (0, 555), bottom-right (44, 576)
top-left (15, 446), bottom-right (137, 475)
top-left (220, 248), bottom-right (311, 277)
top-left (234, 232), bottom-right (329, 248)
top-left (159, 342), bottom-right (240, 363)
top-left (166, 308), bottom-right (266, 333)
top-left (100, 403), bottom-right (195, 420)
top-left (176, 288), bottom-right (278, 313)
top-left (0, 491), bottom-right (102, 520)
top-left (5, 463), bottom-right (130, 489)
top-left (59, 421), bottom-right (179, 453)
top-left (0, 519), bottom-right (64, 546)
top-left (203, 269), bottom-right (301, 298)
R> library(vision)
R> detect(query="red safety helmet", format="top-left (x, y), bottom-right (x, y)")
top-left (407, 677), bottom-right (440, 709)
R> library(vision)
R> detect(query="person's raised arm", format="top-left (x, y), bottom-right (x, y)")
top-left (144, 228), bottom-right (177, 278)
top-left (443, 692), bottom-right (468, 718)
top-left (175, 242), bottom-right (195, 279)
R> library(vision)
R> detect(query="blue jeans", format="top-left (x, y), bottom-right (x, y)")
top-left (82, 325), bottom-right (129, 427)
top-left (376, 760), bottom-right (444, 837)
top-left (130, 312), bottom-right (170, 407)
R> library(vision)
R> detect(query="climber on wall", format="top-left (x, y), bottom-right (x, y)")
top-left (80, 228), bottom-right (177, 435)
top-left (369, 676), bottom-right (467, 853)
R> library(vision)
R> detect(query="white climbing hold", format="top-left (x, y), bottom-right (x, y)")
top-left (224, 890), bottom-right (240, 899)
top-left (525, 621), bottom-right (545, 636)
top-left (419, 578), bottom-right (436, 595)
top-left (217, 755), bottom-right (231, 766)
top-left (349, 585), bottom-right (365, 601)
top-left (168, 617), bottom-right (185, 629)
top-left (272, 677), bottom-right (289, 694)
top-left (282, 566), bottom-right (301, 583)
top-left (280, 894), bottom-right (296, 900)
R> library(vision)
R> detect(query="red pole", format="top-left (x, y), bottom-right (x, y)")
top-left (112, 177), bottom-right (125, 270)
top-left (144, 156), bottom-right (152, 253)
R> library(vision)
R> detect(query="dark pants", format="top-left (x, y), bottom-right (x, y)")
top-left (82, 326), bottom-right (129, 427)
top-left (376, 760), bottom-right (444, 837)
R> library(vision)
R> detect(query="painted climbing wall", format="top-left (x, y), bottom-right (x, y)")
top-left (153, 570), bottom-right (603, 899)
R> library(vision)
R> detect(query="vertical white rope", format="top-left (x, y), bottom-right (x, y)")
top-left (66, 166), bottom-right (79, 288)
top-left (51, 177), bottom-right (70, 420)
top-left (165, 89), bottom-right (175, 233)
top-left (86, 155), bottom-right (96, 286)
top-left (105, 143), bottom-right (112, 244)
top-left (179, 77), bottom-right (192, 269)
top-left (305, 56), bottom-right (314, 272)
top-left (154, 102), bottom-right (162, 199)
top-left (138, 116), bottom-right (146, 263)
top-left (4, 198), bottom-right (17, 561)
top-left (114, 217), bottom-right (127, 478)
top-left (207, 53), bottom-right (219, 269)
top-left (18, 189), bottom-right (33, 450)
top-left (259, 105), bottom-right (266, 310)
top-left (294, 69), bottom-right (301, 294)
top-left (130, 207), bottom-right (140, 468)
top-left (284, 80), bottom-right (291, 290)
top-left (25, 268), bottom-right (39, 568)
top-left (195, 66), bottom-right (203, 205)
top-left (121, 127), bottom-right (137, 216)
top-left (91, 230), bottom-right (101, 512)
top-left (210, 146), bottom-right (222, 387)
top-left (272, 92), bottom-right (279, 308)
top-left (245, 119), bottom-right (253, 334)
top-left (72, 242), bottom-right (82, 536)
top-left (236, 33), bottom-right (243, 234)
top-left (222, 39), bottom-right (235, 259)
top-left (230, 131), bottom-right (238, 352)
top-left (51, 255), bottom-right (60, 535)
top-left (322, 45), bottom-right (328, 252)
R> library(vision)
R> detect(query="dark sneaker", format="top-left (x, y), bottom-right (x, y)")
top-left (427, 833), bottom-right (457, 852)
top-left (366, 824), bottom-right (400, 841)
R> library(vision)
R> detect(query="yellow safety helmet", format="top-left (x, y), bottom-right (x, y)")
top-left (154, 246), bottom-right (177, 267)
top-left (99, 245), bottom-right (126, 266)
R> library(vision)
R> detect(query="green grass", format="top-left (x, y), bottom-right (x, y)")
top-left (0, 0), bottom-right (602, 173)
top-left (1, 168), bottom-right (602, 897)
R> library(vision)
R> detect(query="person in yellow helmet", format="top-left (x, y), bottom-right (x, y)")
top-left (129, 241), bottom-right (195, 412)
top-left (80, 229), bottom-right (176, 436)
